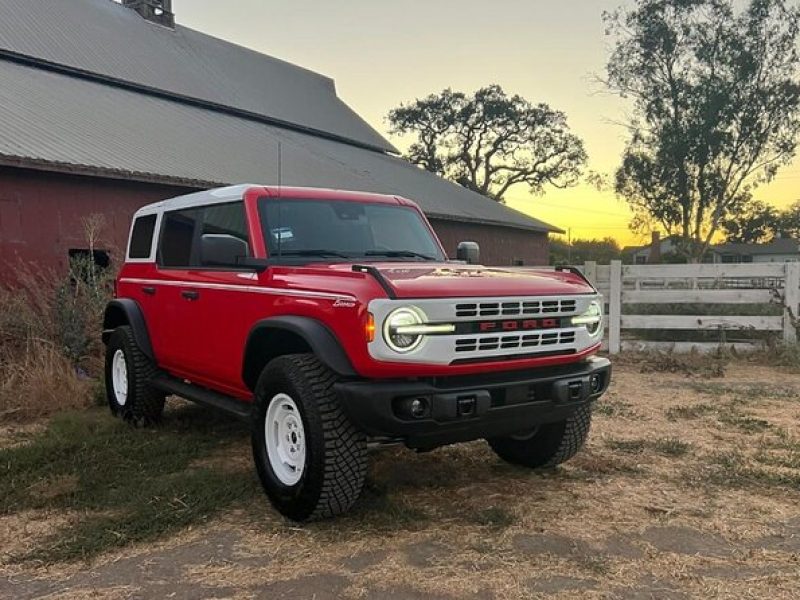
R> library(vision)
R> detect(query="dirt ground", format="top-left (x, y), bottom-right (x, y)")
top-left (1, 360), bottom-right (799, 599)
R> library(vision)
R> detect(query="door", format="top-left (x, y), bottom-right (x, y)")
top-left (153, 205), bottom-right (206, 377)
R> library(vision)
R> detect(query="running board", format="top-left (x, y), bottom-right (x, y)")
top-left (150, 376), bottom-right (253, 421)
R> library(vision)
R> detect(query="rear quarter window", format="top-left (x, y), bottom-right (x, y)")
top-left (128, 214), bottom-right (157, 259)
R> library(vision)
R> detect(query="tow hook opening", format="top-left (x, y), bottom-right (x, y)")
top-left (568, 381), bottom-right (583, 401)
top-left (457, 395), bottom-right (477, 417)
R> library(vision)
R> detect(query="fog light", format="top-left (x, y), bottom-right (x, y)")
top-left (590, 374), bottom-right (602, 394)
top-left (396, 396), bottom-right (431, 419)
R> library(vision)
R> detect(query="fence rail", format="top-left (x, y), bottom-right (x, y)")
top-left (573, 261), bottom-right (800, 354)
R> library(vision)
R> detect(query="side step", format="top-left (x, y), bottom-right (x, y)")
top-left (150, 376), bottom-right (253, 421)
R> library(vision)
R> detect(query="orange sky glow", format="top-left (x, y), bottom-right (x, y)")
top-left (174, 0), bottom-right (800, 247)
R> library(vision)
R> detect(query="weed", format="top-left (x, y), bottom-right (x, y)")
top-left (665, 403), bottom-right (717, 421)
top-left (606, 439), bottom-right (648, 454)
top-left (473, 506), bottom-right (517, 528)
top-left (594, 397), bottom-right (638, 418)
top-left (694, 451), bottom-right (800, 490)
top-left (617, 349), bottom-right (726, 378)
top-left (717, 413), bottom-right (772, 433)
top-left (651, 438), bottom-right (691, 457)
top-left (606, 437), bottom-right (690, 458)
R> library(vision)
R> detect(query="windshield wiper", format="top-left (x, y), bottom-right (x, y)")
top-left (279, 249), bottom-right (352, 259)
top-left (364, 250), bottom-right (438, 261)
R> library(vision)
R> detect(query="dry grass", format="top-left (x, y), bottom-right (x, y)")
top-left (1, 360), bottom-right (799, 599)
top-left (0, 340), bottom-right (93, 422)
top-left (0, 224), bottom-right (116, 423)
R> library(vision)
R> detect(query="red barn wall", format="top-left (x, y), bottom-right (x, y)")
top-left (430, 219), bottom-right (550, 266)
top-left (0, 167), bottom-right (195, 281)
top-left (0, 167), bottom-right (551, 282)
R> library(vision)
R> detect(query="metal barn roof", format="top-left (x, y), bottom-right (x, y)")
top-left (0, 0), bottom-right (392, 152)
top-left (0, 0), bottom-right (561, 234)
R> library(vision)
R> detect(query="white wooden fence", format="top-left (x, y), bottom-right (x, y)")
top-left (572, 261), bottom-right (800, 354)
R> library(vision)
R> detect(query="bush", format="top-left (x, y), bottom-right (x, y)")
top-left (0, 216), bottom-right (117, 422)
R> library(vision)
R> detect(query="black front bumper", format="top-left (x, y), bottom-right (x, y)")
top-left (335, 357), bottom-right (611, 450)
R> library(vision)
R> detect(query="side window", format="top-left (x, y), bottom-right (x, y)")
top-left (158, 202), bottom-right (249, 269)
top-left (128, 214), bottom-right (157, 259)
top-left (159, 207), bottom-right (202, 268)
top-left (199, 202), bottom-right (250, 268)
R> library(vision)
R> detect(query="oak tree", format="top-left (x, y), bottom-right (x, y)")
top-left (387, 85), bottom-right (587, 202)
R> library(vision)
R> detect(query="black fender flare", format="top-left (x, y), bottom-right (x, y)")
top-left (242, 316), bottom-right (357, 388)
top-left (102, 299), bottom-right (155, 361)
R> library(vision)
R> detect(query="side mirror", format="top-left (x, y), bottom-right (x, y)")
top-left (200, 234), bottom-right (249, 267)
top-left (457, 241), bottom-right (480, 265)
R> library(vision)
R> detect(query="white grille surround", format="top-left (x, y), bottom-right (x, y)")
top-left (368, 294), bottom-right (602, 365)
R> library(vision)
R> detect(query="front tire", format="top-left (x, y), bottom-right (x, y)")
top-left (104, 326), bottom-right (165, 425)
top-left (488, 404), bottom-right (593, 468)
top-left (252, 354), bottom-right (368, 521)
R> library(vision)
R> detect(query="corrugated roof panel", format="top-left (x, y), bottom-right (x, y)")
top-left (0, 0), bottom-right (393, 152)
top-left (0, 60), bottom-right (560, 233)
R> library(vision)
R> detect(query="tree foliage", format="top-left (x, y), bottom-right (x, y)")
top-left (549, 237), bottom-right (622, 265)
top-left (721, 200), bottom-right (781, 243)
top-left (778, 202), bottom-right (800, 238)
top-left (722, 200), bottom-right (800, 242)
top-left (387, 85), bottom-right (587, 202)
top-left (604, 0), bottom-right (800, 260)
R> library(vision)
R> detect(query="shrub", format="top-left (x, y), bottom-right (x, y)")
top-left (0, 215), bottom-right (117, 422)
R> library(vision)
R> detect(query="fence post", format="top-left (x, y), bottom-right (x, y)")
top-left (784, 262), bottom-right (800, 344)
top-left (609, 260), bottom-right (622, 354)
top-left (583, 261), bottom-right (597, 287)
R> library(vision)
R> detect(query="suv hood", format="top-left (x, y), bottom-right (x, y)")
top-left (358, 263), bottom-right (594, 298)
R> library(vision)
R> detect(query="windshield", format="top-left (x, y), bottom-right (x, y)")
top-left (259, 198), bottom-right (446, 262)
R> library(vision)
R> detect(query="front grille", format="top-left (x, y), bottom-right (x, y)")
top-left (455, 299), bottom-right (577, 318)
top-left (455, 331), bottom-right (577, 353)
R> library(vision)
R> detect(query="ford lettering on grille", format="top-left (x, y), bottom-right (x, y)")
top-left (478, 318), bottom-right (561, 332)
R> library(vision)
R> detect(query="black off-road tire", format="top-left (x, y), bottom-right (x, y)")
top-left (252, 354), bottom-right (368, 521)
top-left (488, 404), bottom-right (592, 469)
top-left (104, 326), bottom-right (165, 426)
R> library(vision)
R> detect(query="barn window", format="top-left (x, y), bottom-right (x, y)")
top-left (68, 249), bottom-right (110, 269)
top-left (128, 214), bottom-right (157, 259)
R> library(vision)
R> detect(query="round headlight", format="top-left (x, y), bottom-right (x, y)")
top-left (383, 307), bottom-right (425, 353)
top-left (572, 301), bottom-right (603, 337)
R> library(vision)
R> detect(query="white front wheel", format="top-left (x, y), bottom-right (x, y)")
top-left (265, 393), bottom-right (306, 486)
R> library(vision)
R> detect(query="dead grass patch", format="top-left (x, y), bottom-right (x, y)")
top-left (0, 340), bottom-right (93, 422)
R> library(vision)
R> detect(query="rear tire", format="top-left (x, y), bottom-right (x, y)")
top-left (252, 354), bottom-right (367, 521)
top-left (104, 326), bottom-right (165, 426)
top-left (488, 404), bottom-right (592, 468)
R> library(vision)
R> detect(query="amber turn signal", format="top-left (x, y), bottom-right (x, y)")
top-left (365, 312), bottom-right (376, 343)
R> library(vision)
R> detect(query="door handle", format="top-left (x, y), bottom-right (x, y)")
top-left (181, 290), bottom-right (200, 301)
top-left (142, 286), bottom-right (156, 296)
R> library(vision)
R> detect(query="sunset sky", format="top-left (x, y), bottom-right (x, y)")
top-left (173, 0), bottom-right (800, 247)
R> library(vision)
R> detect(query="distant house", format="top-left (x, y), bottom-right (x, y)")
top-left (623, 233), bottom-right (683, 264)
top-left (709, 238), bottom-right (800, 263)
top-left (624, 233), bottom-right (800, 264)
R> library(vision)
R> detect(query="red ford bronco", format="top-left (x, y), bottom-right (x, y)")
top-left (103, 185), bottom-right (610, 521)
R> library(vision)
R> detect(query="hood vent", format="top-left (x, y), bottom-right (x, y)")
top-left (122, 0), bottom-right (174, 28)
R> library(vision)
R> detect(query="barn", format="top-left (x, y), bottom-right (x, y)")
top-left (0, 0), bottom-right (560, 281)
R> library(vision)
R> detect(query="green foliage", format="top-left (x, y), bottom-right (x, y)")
top-left (387, 85), bottom-right (587, 202)
top-left (604, 0), bottom-right (800, 260)
top-left (549, 237), bottom-right (622, 265)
